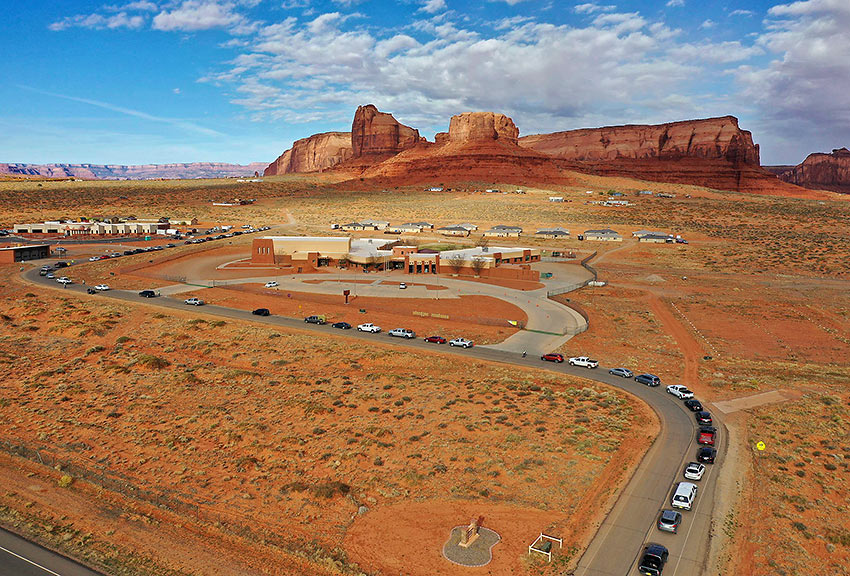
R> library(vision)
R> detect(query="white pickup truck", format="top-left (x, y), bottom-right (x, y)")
top-left (569, 356), bottom-right (599, 369)
top-left (357, 323), bottom-right (381, 333)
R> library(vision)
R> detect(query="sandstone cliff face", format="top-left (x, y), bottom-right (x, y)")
top-left (263, 132), bottom-right (352, 176)
top-left (351, 105), bottom-right (420, 157)
top-left (447, 112), bottom-right (519, 144)
top-left (519, 116), bottom-right (760, 165)
top-left (779, 148), bottom-right (850, 193)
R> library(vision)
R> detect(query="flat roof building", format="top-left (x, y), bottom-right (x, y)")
top-left (0, 244), bottom-right (50, 263)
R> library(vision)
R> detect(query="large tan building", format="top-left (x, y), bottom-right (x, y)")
top-left (251, 236), bottom-right (540, 280)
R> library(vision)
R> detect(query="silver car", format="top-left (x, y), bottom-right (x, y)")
top-left (657, 509), bottom-right (682, 533)
top-left (608, 367), bottom-right (633, 378)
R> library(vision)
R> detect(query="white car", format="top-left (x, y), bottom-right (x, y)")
top-left (94, 284), bottom-right (111, 291)
top-left (56, 277), bottom-right (73, 284)
top-left (569, 356), bottom-right (598, 369)
top-left (388, 328), bottom-right (416, 339)
top-left (399, 282), bottom-right (407, 289)
top-left (184, 297), bottom-right (205, 306)
top-left (667, 385), bottom-right (694, 399)
top-left (264, 281), bottom-right (279, 288)
top-left (684, 462), bottom-right (706, 481)
top-left (88, 256), bottom-right (101, 262)
top-left (357, 323), bottom-right (381, 333)
top-left (449, 337), bottom-right (474, 348)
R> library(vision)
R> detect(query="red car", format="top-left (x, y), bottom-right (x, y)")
top-left (424, 335), bottom-right (447, 344)
top-left (698, 427), bottom-right (717, 446)
top-left (541, 353), bottom-right (565, 363)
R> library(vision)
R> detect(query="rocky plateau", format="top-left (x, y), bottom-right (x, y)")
top-left (0, 162), bottom-right (267, 181)
top-left (776, 148), bottom-right (850, 193)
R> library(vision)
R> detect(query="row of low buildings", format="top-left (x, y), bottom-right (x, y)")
top-left (335, 221), bottom-right (575, 240)
top-left (252, 236), bottom-right (541, 281)
top-left (12, 217), bottom-right (199, 237)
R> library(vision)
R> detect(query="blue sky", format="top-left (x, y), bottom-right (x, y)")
top-left (1, 0), bottom-right (848, 165)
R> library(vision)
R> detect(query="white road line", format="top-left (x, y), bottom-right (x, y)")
top-left (0, 544), bottom-right (63, 576)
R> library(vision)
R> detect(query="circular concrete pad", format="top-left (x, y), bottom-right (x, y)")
top-left (442, 526), bottom-right (501, 567)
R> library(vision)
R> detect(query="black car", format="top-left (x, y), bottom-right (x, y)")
top-left (332, 322), bottom-right (352, 329)
top-left (635, 373), bottom-right (661, 387)
top-left (684, 398), bottom-right (703, 412)
top-left (139, 290), bottom-right (157, 298)
top-left (87, 288), bottom-right (97, 294)
top-left (54, 261), bottom-right (69, 268)
top-left (304, 315), bottom-right (326, 325)
top-left (123, 250), bottom-right (135, 255)
top-left (638, 543), bottom-right (668, 576)
top-left (696, 411), bottom-right (712, 425)
top-left (697, 446), bottom-right (716, 464)
top-left (252, 308), bottom-right (270, 316)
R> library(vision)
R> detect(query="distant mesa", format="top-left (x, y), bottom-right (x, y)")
top-left (261, 106), bottom-right (796, 194)
top-left (776, 147), bottom-right (850, 194)
top-left (0, 162), bottom-right (267, 181)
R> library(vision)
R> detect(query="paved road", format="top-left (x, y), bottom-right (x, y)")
top-left (21, 266), bottom-right (723, 576)
top-left (0, 528), bottom-right (103, 576)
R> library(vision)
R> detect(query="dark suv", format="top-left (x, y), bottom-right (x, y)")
top-left (638, 543), bottom-right (668, 576)
top-left (138, 290), bottom-right (157, 298)
top-left (635, 373), bottom-right (661, 387)
top-left (304, 315), bottom-right (326, 325)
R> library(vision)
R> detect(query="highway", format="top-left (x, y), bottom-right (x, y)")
top-left (0, 528), bottom-right (103, 576)
top-left (16, 266), bottom-right (724, 576)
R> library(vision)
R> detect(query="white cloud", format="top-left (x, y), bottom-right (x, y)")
top-left (729, 9), bottom-right (754, 17)
top-left (173, 87), bottom-right (181, 94)
top-left (152, 1), bottom-right (246, 32)
top-left (574, 3), bottom-right (615, 14)
top-left (666, 0), bottom-right (684, 6)
top-left (671, 40), bottom-right (763, 63)
top-left (49, 11), bottom-right (146, 31)
top-left (488, 0), bottom-right (529, 5)
top-left (735, 0), bottom-right (850, 160)
top-left (700, 19), bottom-right (715, 28)
top-left (419, 0), bottom-right (446, 14)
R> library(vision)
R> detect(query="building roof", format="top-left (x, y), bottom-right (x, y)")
top-left (632, 230), bottom-right (667, 237)
top-left (492, 224), bottom-right (523, 231)
top-left (584, 228), bottom-right (620, 235)
top-left (536, 227), bottom-right (570, 235)
top-left (640, 233), bottom-right (672, 241)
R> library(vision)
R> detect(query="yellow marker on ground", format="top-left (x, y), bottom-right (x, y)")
top-left (756, 441), bottom-right (766, 451)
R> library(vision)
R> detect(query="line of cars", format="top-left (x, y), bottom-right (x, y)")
top-left (638, 386), bottom-right (718, 575)
top-left (301, 317), bottom-right (476, 348)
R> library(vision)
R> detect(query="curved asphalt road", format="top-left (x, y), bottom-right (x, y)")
top-left (16, 266), bottom-right (724, 576)
top-left (0, 527), bottom-right (103, 576)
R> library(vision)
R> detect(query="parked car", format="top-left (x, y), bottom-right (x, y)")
top-left (388, 328), bottom-right (416, 339)
top-left (684, 462), bottom-right (706, 481)
top-left (399, 282), bottom-right (407, 289)
top-left (608, 367), bottom-right (633, 378)
top-left (264, 281), bottom-right (279, 288)
top-left (696, 411), bottom-right (712, 425)
top-left (657, 510), bottom-right (682, 534)
top-left (424, 335), bottom-right (447, 344)
top-left (684, 398), bottom-right (703, 412)
top-left (304, 315), bottom-right (326, 325)
top-left (123, 250), bottom-right (135, 255)
top-left (449, 337), bottom-right (474, 348)
top-left (139, 290), bottom-right (157, 298)
top-left (635, 373), bottom-right (661, 387)
top-left (87, 288), bottom-right (96, 294)
top-left (46, 272), bottom-right (55, 279)
top-left (184, 297), bottom-right (205, 306)
top-left (569, 356), bottom-right (598, 368)
top-left (252, 308), bottom-right (270, 316)
top-left (332, 321), bottom-right (351, 329)
top-left (697, 446), bottom-right (716, 464)
top-left (638, 543), bottom-right (669, 576)
top-left (541, 353), bottom-right (565, 363)
top-left (698, 426), bottom-right (717, 446)
top-left (39, 269), bottom-right (48, 276)
top-left (357, 323), bottom-right (381, 333)
top-left (667, 385), bottom-right (694, 399)
top-left (94, 284), bottom-right (110, 291)
top-left (56, 277), bottom-right (73, 284)
top-left (54, 261), bottom-right (69, 268)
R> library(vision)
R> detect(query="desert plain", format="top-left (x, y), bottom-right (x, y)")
top-left (0, 169), bottom-right (848, 576)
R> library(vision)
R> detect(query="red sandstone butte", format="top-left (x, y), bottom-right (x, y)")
top-left (779, 148), bottom-right (850, 194)
top-left (263, 132), bottom-right (352, 176)
top-left (351, 104), bottom-right (420, 157)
